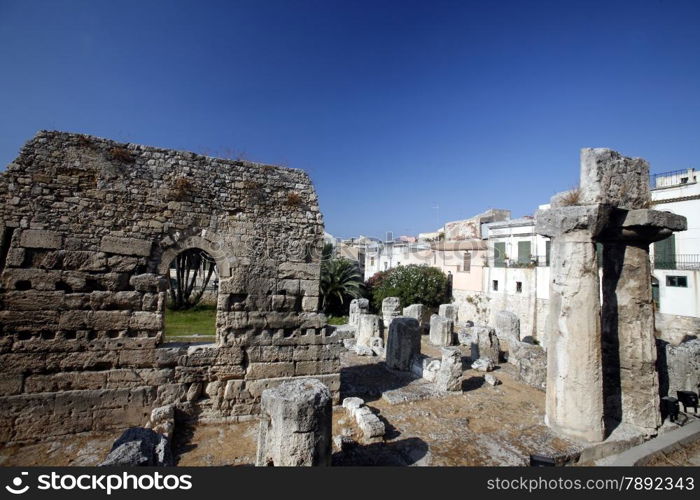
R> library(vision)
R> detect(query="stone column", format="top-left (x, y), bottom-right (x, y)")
top-left (386, 317), bottom-right (421, 371)
top-left (357, 314), bottom-right (381, 348)
top-left (256, 378), bottom-right (332, 466)
top-left (349, 298), bottom-right (369, 327)
top-left (495, 310), bottom-right (520, 346)
top-left (403, 303), bottom-right (429, 333)
top-left (438, 304), bottom-right (458, 324)
top-left (429, 314), bottom-right (453, 346)
top-left (382, 297), bottom-right (401, 331)
top-left (536, 205), bottom-right (610, 442)
top-left (601, 209), bottom-right (686, 434)
top-left (435, 347), bottom-right (463, 391)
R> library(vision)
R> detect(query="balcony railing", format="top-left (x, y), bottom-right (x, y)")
top-left (650, 169), bottom-right (697, 189)
top-left (653, 254), bottom-right (700, 271)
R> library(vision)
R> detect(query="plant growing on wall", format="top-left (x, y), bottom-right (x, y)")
top-left (369, 264), bottom-right (449, 311)
top-left (320, 257), bottom-right (363, 316)
top-left (168, 249), bottom-right (218, 310)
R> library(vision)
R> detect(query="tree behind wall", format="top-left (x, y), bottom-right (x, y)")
top-left (320, 257), bottom-right (363, 316)
top-left (168, 249), bottom-right (217, 310)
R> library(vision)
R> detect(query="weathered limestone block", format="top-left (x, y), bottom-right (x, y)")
top-left (100, 427), bottom-right (173, 466)
top-left (435, 347), bottom-right (462, 392)
top-left (485, 374), bottom-right (501, 386)
top-left (354, 406), bottom-right (385, 442)
top-left (438, 304), bottom-right (458, 324)
top-left (256, 378), bottom-right (332, 466)
top-left (381, 296), bottom-right (401, 331)
top-left (429, 314), bottom-right (454, 346)
top-left (472, 325), bottom-right (500, 364)
top-left (509, 340), bottom-right (547, 390)
top-left (456, 328), bottom-right (472, 347)
top-left (471, 358), bottom-right (494, 372)
top-left (495, 310), bottom-right (520, 345)
top-left (579, 148), bottom-right (650, 209)
top-left (19, 229), bottom-right (62, 249)
top-left (62, 251), bottom-right (107, 271)
top-left (277, 262), bottom-right (320, 280)
top-left (349, 298), bottom-right (369, 327)
top-left (386, 317), bottom-right (421, 372)
top-left (301, 295), bottom-right (319, 312)
top-left (100, 235), bottom-right (153, 257)
top-left (129, 273), bottom-right (168, 292)
top-left (411, 356), bottom-right (441, 382)
top-left (403, 303), bottom-right (430, 332)
top-left (658, 338), bottom-right (700, 401)
top-left (356, 314), bottom-right (381, 348)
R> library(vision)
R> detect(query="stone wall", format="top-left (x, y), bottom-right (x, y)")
top-left (0, 131), bottom-right (343, 444)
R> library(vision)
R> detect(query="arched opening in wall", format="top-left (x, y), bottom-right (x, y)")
top-left (164, 248), bottom-right (219, 343)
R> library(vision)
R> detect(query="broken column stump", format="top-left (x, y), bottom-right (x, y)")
top-left (256, 378), bottom-right (332, 466)
top-left (386, 317), bottom-right (421, 371)
top-left (435, 347), bottom-right (463, 391)
top-left (429, 314), bottom-right (454, 346)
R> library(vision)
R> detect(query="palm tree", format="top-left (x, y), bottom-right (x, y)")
top-left (320, 257), bottom-right (363, 316)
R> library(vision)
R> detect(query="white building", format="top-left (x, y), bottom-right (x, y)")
top-left (650, 168), bottom-right (700, 342)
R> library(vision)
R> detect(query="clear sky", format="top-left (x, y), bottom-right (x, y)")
top-left (1, 0), bottom-right (699, 238)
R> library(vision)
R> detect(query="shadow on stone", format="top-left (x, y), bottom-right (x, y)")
top-left (331, 437), bottom-right (429, 466)
top-left (462, 376), bottom-right (485, 392)
top-left (340, 361), bottom-right (420, 402)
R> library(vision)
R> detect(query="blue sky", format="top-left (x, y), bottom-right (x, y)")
top-left (1, 0), bottom-right (699, 238)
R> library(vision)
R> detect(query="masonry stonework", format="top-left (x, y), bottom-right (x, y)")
top-left (0, 131), bottom-right (344, 444)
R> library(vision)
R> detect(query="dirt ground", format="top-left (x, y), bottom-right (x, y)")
top-left (0, 336), bottom-right (584, 466)
top-left (645, 438), bottom-right (700, 466)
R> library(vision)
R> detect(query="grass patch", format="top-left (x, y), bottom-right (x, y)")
top-left (326, 315), bottom-right (348, 326)
top-left (165, 304), bottom-right (217, 340)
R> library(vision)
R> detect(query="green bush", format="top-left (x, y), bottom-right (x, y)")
top-left (368, 264), bottom-right (450, 311)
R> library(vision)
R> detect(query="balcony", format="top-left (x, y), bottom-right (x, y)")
top-left (650, 168), bottom-right (697, 190)
top-left (653, 254), bottom-right (700, 271)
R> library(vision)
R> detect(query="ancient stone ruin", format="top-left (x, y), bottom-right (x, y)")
top-left (536, 148), bottom-right (687, 442)
top-left (0, 131), bottom-right (345, 445)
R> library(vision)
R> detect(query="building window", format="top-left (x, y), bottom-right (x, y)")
top-left (492, 280), bottom-right (498, 291)
top-left (463, 252), bottom-right (471, 273)
top-left (666, 275), bottom-right (688, 287)
top-left (545, 240), bottom-right (551, 266)
top-left (516, 281), bottom-right (522, 293)
top-left (517, 241), bottom-right (531, 265)
top-left (370, 257), bottom-right (375, 266)
top-left (654, 235), bottom-right (676, 270)
top-left (383, 262), bottom-right (388, 271)
top-left (494, 242), bottom-right (506, 267)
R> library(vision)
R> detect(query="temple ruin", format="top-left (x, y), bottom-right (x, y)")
top-left (536, 148), bottom-right (687, 442)
top-left (0, 134), bottom-right (697, 466)
top-left (0, 130), bottom-right (344, 445)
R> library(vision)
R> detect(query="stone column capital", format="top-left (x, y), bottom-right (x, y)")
top-left (600, 208), bottom-right (687, 244)
top-left (535, 204), bottom-right (613, 239)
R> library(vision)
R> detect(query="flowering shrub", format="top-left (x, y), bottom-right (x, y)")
top-left (367, 264), bottom-right (449, 311)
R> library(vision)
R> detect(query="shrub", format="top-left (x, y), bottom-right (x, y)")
top-left (285, 192), bottom-right (304, 208)
top-left (369, 264), bottom-right (449, 311)
top-left (171, 177), bottom-right (192, 201)
top-left (559, 187), bottom-right (581, 206)
top-left (109, 146), bottom-right (134, 163)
